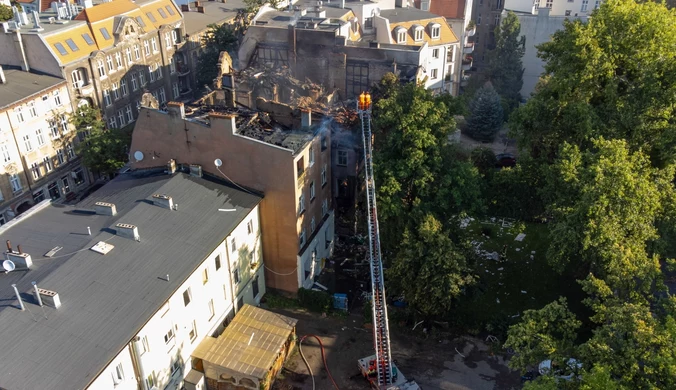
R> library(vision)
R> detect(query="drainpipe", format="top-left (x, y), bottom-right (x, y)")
top-left (224, 239), bottom-right (238, 312)
top-left (130, 337), bottom-right (148, 390)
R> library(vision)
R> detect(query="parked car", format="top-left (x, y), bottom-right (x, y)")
top-left (538, 359), bottom-right (583, 381)
top-left (495, 153), bottom-right (517, 168)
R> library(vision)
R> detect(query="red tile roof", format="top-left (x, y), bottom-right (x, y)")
top-left (414, 0), bottom-right (466, 20)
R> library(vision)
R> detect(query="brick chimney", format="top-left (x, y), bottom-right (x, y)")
top-left (94, 201), bottom-right (117, 216)
top-left (210, 112), bottom-right (237, 135)
top-left (116, 223), bottom-right (139, 241)
top-left (166, 101), bottom-right (185, 119)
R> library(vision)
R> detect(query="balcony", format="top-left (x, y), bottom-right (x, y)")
top-left (466, 25), bottom-right (476, 37)
top-left (177, 64), bottom-right (191, 77)
top-left (462, 56), bottom-right (473, 71)
top-left (460, 73), bottom-right (470, 87)
top-left (463, 42), bottom-right (475, 54)
top-left (179, 88), bottom-right (193, 96)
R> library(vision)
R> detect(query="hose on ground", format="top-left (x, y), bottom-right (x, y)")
top-left (298, 334), bottom-right (340, 390)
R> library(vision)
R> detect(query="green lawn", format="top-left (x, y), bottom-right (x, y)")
top-left (452, 218), bottom-right (586, 337)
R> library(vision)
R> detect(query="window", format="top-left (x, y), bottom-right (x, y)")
top-left (36, 129), bottom-right (45, 146)
top-left (126, 105), bottom-right (134, 123)
top-left (581, 0), bottom-right (588, 9)
top-left (231, 238), bottom-right (237, 253)
top-left (141, 335), bottom-right (150, 354)
top-left (310, 181), bottom-right (315, 200)
top-left (151, 37), bottom-right (158, 52)
top-left (172, 82), bottom-right (180, 98)
top-left (61, 176), bottom-right (70, 193)
top-left (546, 0), bottom-right (553, 7)
top-left (53, 91), bottom-right (62, 106)
top-left (252, 275), bottom-right (259, 298)
top-left (215, 254), bottom-right (221, 270)
top-left (115, 52), bottom-right (122, 68)
top-left (337, 150), bottom-right (348, 166)
top-left (322, 198), bottom-right (328, 216)
top-left (169, 57), bottom-right (176, 73)
top-left (14, 107), bottom-right (24, 123)
top-left (112, 363), bottom-right (124, 384)
top-left (10, 174), bottom-right (21, 192)
top-left (144, 40), bottom-right (150, 56)
top-left (166, 5), bottom-right (176, 15)
top-left (1, 144), bottom-right (10, 163)
top-left (73, 166), bottom-right (84, 185)
top-left (432, 48), bottom-right (439, 58)
top-left (82, 33), bottom-right (95, 45)
top-left (47, 120), bottom-right (58, 139)
top-left (57, 149), bottom-right (65, 165)
top-left (31, 162), bottom-right (41, 180)
top-left (594, 0), bottom-right (600, 8)
top-left (117, 110), bottom-right (125, 127)
top-left (310, 216), bottom-right (315, 233)
top-left (431, 25), bottom-right (441, 39)
top-left (23, 134), bottom-right (33, 152)
top-left (42, 94), bottom-right (52, 111)
top-left (208, 299), bottom-right (215, 320)
top-left (145, 373), bottom-right (155, 389)
top-left (103, 89), bottom-right (112, 106)
top-left (296, 157), bottom-right (305, 178)
top-left (106, 55), bottom-right (114, 72)
top-left (97, 60), bottom-right (106, 77)
top-left (308, 145), bottom-right (315, 165)
top-left (158, 8), bottom-right (168, 18)
top-left (321, 164), bottom-right (327, 186)
top-left (397, 29), bottom-right (407, 43)
top-left (414, 27), bottom-right (423, 42)
top-left (202, 268), bottom-right (209, 284)
top-left (298, 194), bottom-right (305, 215)
top-left (125, 47), bottom-right (132, 63)
top-left (134, 44), bottom-right (141, 60)
top-left (131, 73), bottom-right (138, 91)
top-left (149, 65), bottom-right (156, 82)
top-left (54, 42), bottom-right (68, 55)
top-left (189, 320), bottom-right (197, 342)
top-left (165, 32), bottom-right (171, 48)
top-left (247, 220), bottom-right (254, 234)
top-left (477, 13), bottom-right (482, 25)
top-left (112, 82), bottom-right (120, 100)
top-left (146, 12), bottom-right (157, 23)
top-left (431, 68), bottom-right (438, 79)
top-left (172, 29), bottom-right (178, 43)
top-left (28, 102), bottom-right (37, 118)
top-left (121, 79), bottom-right (128, 96)
top-left (233, 268), bottom-right (240, 284)
top-left (100, 27), bottom-right (111, 40)
top-left (421, 0), bottom-right (429, 10)
top-left (565, 9), bottom-right (572, 15)
top-left (494, 15), bottom-right (500, 26)
top-left (321, 134), bottom-right (328, 150)
top-left (66, 143), bottom-right (75, 159)
top-left (164, 328), bottom-right (174, 344)
top-left (158, 87), bottom-right (166, 103)
top-left (136, 16), bottom-right (146, 27)
top-left (44, 156), bottom-right (53, 173)
top-left (183, 288), bottom-right (192, 306)
top-left (299, 228), bottom-right (306, 247)
top-left (139, 70), bottom-right (146, 86)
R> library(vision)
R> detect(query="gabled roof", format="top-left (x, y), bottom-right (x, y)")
top-left (0, 171), bottom-right (262, 390)
top-left (380, 8), bottom-right (458, 45)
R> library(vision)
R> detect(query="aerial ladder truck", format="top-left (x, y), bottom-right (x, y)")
top-left (356, 92), bottom-right (421, 390)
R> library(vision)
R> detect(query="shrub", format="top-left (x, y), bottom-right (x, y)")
top-left (297, 288), bottom-right (332, 313)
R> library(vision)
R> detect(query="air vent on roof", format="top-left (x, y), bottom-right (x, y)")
top-left (44, 246), bottom-right (63, 257)
top-left (94, 202), bottom-right (117, 216)
top-left (90, 241), bottom-right (114, 255)
top-left (116, 223), bottom-right (140, 241)
top-left (7, 251), bottom-right (32, 269)
top-left (152, 194), bottom-right (174, 210)
top-left (189, 164), bottom-right (202, 177)
top-left (37, 288), bottom-right (61, 309)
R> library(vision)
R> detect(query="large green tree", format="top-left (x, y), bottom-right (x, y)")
top-left (486, 11), bottom-right (525, 118)
top-left (465, 84), bottom-right (503, 142)
top-left (0, 4), bottom-right (12, 22)
top-left (510, 0), bottom-right (676, 166)
top-left (71, 106), bottom-right (131, 178)
top-left (196, 23), bottom-right (239, 90)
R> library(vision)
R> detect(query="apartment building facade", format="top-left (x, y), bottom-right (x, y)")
top-left (0, 171), bottom-right (265, 390)
top-left (0, 67), bottom-right (90, 224)
top-left (0, 0), bottom-right (186, 127)
top-left (129, 102), bottom-right (335, 294)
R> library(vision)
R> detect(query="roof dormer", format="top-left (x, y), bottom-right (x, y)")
top-left (394, 26), bottom-right (407, 44)
top-left (428, 22), bottom-right (441, 40)
top-left (411, 24), bottom-right (424, 42)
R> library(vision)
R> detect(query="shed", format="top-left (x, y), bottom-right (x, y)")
top-left (191, 305), bottom-right (298, 390)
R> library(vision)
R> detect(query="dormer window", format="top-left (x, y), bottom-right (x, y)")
top-left (429, 23), bottom-right (441, 39)
top-left (395, 26), bottom-right (407, 44)
top-left (413, 25), bottom-right (424, 42)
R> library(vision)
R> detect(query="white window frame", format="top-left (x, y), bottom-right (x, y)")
top-left (431, 68), bottom-right (438, 79)
top-left (172, 82), bottom-right (180, 99)
top-left (322, 198), bottom-right (328, 216)
top-left (134, 44), bottom-right (141, 60)
top-left (44, 156), bottom-right (53, 172)
top-left (321, 164), bottom-right (327, 186)
top-left (126, 47), bottom-right (133, 63)
top-left (430, 24), bottom-right (441, 39)
top-left (117, 110), bottom-right (125, 127)
top-left (53, 91), bottom-right (62, 106)
top-left (144, 40), bottom-right (150, 56)
top-left (1, 143), bottom-right (11, 163)
top-left (126, 105), bottom-right (134, 123)
top-left (310, 181), bottom-right (315, 200)
top-left (36, 128), bottom-right (45, 146)
top-left (299, 228), bottom-right (306, 247)
top-left (121, 78), bottom-right (128, 96)
top-left (10, 174), bottom-right (21, 192)
top-left (97, 59), bottom-right (106, 78)
top-left (112, 82), bottom-right (120, 100)
top-left (298, 193), bottom-right (305, 215)
top-left (131, 73), bottom-right (139, 91)
top-left (23, 134), bottom-right (33, 152)
top-left (337, 150), bottom-right (348, 166)
top-left (158, 87), bottom-right (166, 104)
top-left (151, 37), bottom-right (158, 52)
top-left (414, 27), bottom-right (424, 42)
top-left (103, 89), bottom-right (112, 106)
top-left (397, 29), bottom-right (407, 44)
top-left (581, 0), bottom-right (588, 10)
top-left (115, 52), bottom-right (123, 68)
top-left (14, 107), bottom-right (24, 124)
top-left (28, 101), bottom-right (37, 118)
top-left (106, 55), bottom-right (114, 72)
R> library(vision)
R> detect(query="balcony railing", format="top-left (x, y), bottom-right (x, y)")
top-left (462, 57), bottom-right (473, 71)
top-left (466, 26), bottom-right (476, 37)
top-left (463, 42), bottom-right (475, 54)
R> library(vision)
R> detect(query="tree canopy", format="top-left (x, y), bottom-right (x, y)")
top-left (486, 11), bottom-right (525, 117)
top-left (196, 23), bottom-right (239, 89)
top-left (466, 84), bottom-right (503, 142)
top-left (0, 4), bottom-right (12, 22)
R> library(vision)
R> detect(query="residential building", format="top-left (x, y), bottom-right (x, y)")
top-left (0, 0), bottom-right (184, 126)
top-left (129, 98), bottom-right (335, 294)
top-left (332, 127), bottom-right (364, 235)
top-left (470, 0), bottom-right (504, 72)
top-left (240, 1), bottom-right (460, 98)
top-left (0, 170), bottom-right (265, 390)
top-left (505, 0), bottom-right (602, 17)
top-left (0, 66), bottom-right (90, 224)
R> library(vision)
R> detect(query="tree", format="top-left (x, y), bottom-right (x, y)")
top-left (0, 4), bottom-right (12, 22)
top-left (465, 84), bottom-right (503, 142)
top-left (196, 24), bottom-right (239, 89)
top-left (486, 11), bottom-right (525, 118)
top-left (71, 106), bottom-right (131, 177)
top-left (386, 214), bottom-right (475, 318)
top-left (510, 0), bottom-right (676, 166)
top-left (504, 298), bottom-right (581, 373)
top-left (470, 147), bottom-right (496, 178)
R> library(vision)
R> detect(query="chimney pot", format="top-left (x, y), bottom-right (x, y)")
top-left (181, 4), bottom-right (190, 11)
top-left (94, 202), bottom-right (117, 216)
top-left (6, 239), bottom-right (11, 252)
top-left (17, 244), bottom-right (22, 254)
top-left (167, 159), bottom-right (177, 174)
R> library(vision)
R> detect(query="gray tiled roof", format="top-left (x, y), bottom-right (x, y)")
top-left (0, 170), bottom-right (262, 390)
top-left (0, 69), bottom-right (66, 110)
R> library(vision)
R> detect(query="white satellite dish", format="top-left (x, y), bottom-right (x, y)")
top-left (214, 158), bottom-right (223, 167)
top-left (134, 151), bottom-right (144, 161)
top-left (3, 260), bottom-right (16, 273)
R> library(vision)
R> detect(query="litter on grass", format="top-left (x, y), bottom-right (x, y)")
top-left (521, 290), bottom-right (528, 294)
top-left (515, 233), bottom-right (526, 241)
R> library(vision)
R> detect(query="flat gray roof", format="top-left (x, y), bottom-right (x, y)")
top-left (0, 69), bottom-right (66, 110)
top-left (182, 0), bottom-right (247, 35)
top-left (379, 8), bottom-right (441, 23)
top-left (0, 171), bottom-right (262, 390)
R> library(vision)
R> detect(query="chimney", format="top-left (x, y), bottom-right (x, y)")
top-left (167, 159), bottom-right (177, 174)
top-left (32, 281), bottom-right (43, 307)
top-left (369, 41), bottom-right (380, 48)
top-left (181, 4), bottom-right (191, 11)
top-left (31, 11), bottom-right (42, 30)
top-left (152, 194), bottom-right (174, 210)
top-left (37, 288), bottom-right (61, 308)
top-left (194, 1), bottom-right (200, 6)
top-left (301, 109), bottom-right (312, 129)
top-left (166, 102), bottom-right (185, 119)
top-left (7, 251), bottom-right (32, 269)
top-left (197, 5), bottom-right (205, 12)
top-left (116, 223), bottom-right (140, 241)
top-left (341, 0), bottom-right (345, 8)
top-left (189, 164), bottom-right (202, 178)
top-left (11, 284), bottom-right (25, 311)
top-left (94, 201), bottom-right (117, 216)
top-left (209, 112), bottom-right (237, 135)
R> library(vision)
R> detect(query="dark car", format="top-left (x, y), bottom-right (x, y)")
top-left (495, 153), bottom-right (517, 168)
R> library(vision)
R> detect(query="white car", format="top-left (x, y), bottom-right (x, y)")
top-left (538, 358), bottom-right (583, 381)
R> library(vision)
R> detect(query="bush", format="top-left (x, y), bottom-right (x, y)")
top-left (297, 288), bottom-right (332, 313)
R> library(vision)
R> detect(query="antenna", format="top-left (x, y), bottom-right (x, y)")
top-left (134, 151), bottom-right (144, 161)
top-left (3, 260), bottom-right (15, 273)
top-left (214, 158), bottom-right (223, 167)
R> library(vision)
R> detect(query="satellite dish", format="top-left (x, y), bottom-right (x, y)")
top-left (3, 260), bottom-right (16, 273)
top-left (214, 158), bottom-right (223, 167)
top-left (134, 151), bottom-right (144, 161)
